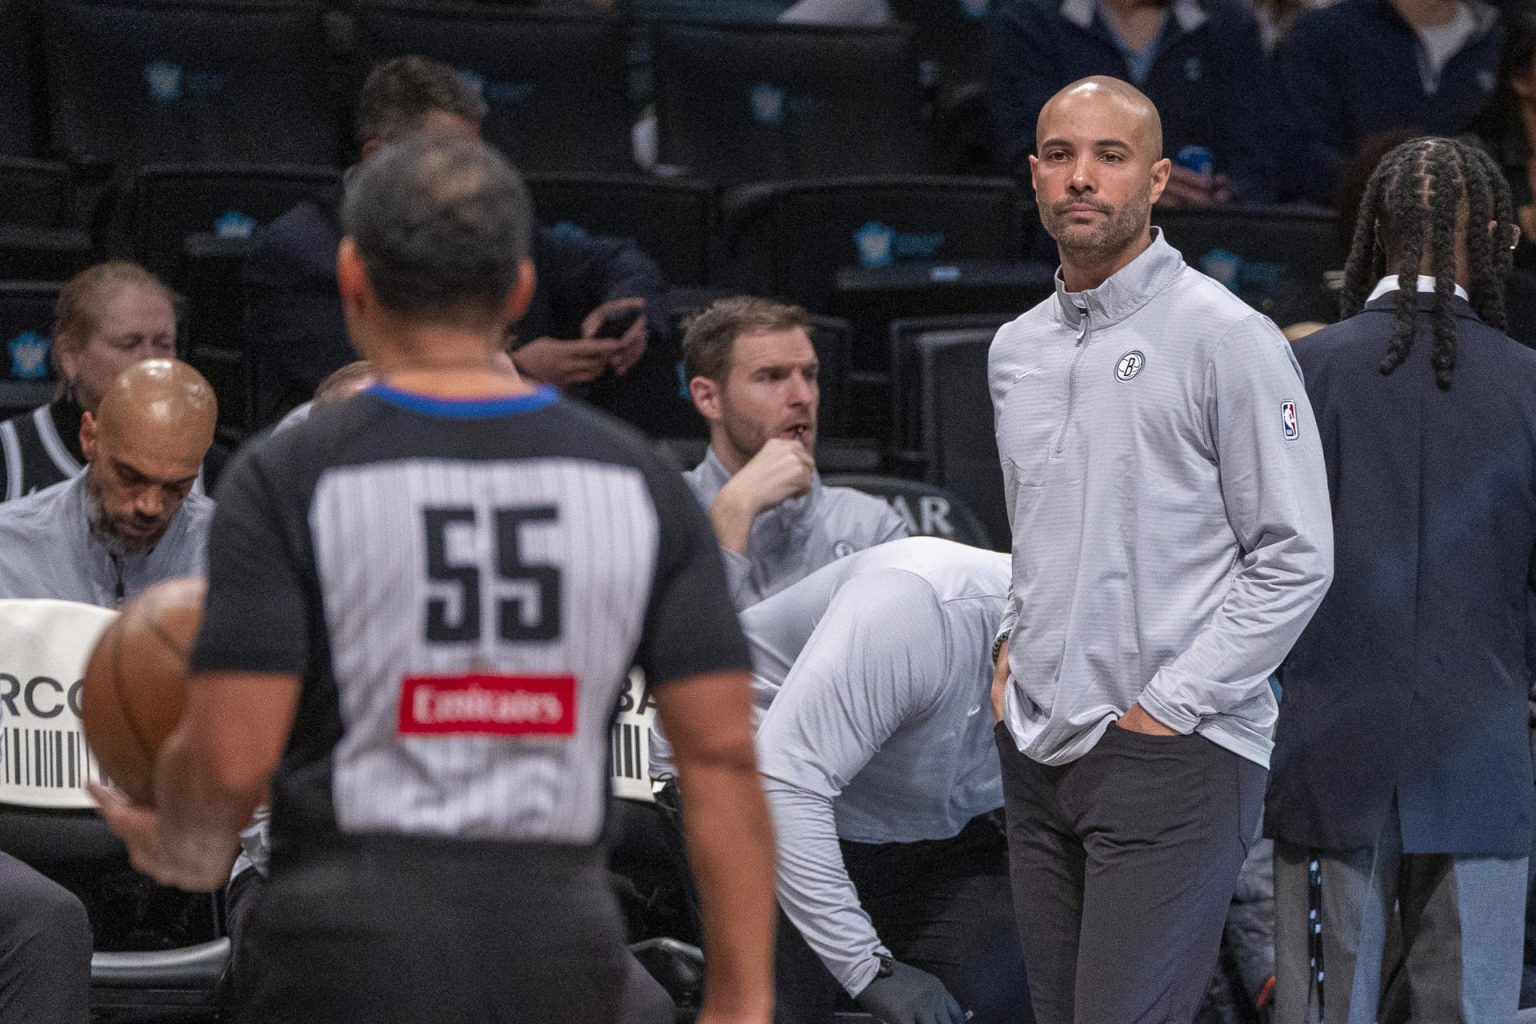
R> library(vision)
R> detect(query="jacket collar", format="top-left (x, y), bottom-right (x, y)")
top-left (1060, 0), bottom-right (1209, 34)
top-left (1365, 0), bottom-right (1499, 39)
top-left (1361, 290), bottom-right (1484, 324)
top-left (1053, 227), bottom-right (1187, 328)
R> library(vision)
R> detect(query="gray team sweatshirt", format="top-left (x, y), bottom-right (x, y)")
top-left (988, 229), bottom-right (1333, 768)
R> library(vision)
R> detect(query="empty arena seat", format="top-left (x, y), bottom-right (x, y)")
top-left (823, 474), bottom-right (996, 549)
top-left (0, 157), bottom-right (74, 230)
top-left (719, 177), bottom-right (1032, 354)
top-left (355, 3), bottom-right (636, 174)
top-left (649, 21), bottom-right (935, 183)
top-left (0, 0), bottom-right (41, 157)
top-left (631, 0), bottom-right (787, 22)
top-left (0, 226), bottom-right (96, 282)
top-left (127, 163), bottom-right (341, 285)
top-left (0, 281), bottom-right (61, 416)
top-left (1152, 204), bottom-right (1343, 327)
top-left (910, 326), bottom-right (1008, 547)
top-left (527, 174), bottom-right (717, 288)
top-left (41, 0), bottom-right (336, 171)
top-left (887, 313), bottom-right (1010, 455)
top-left (886, 0), bottom-right (992, 91)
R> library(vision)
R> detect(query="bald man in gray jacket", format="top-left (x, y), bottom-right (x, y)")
top-left (989, 78), bottom-right (1332, 1023)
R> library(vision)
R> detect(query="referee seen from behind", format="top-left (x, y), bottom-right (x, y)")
top-left (93, 134), bottom-right (777, 1024)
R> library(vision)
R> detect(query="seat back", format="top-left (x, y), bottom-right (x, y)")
top-left (888, 313), bottom-right (1010, 453)
top-left (915, 328), bottom-right (1007, 546)
top-left (886, 0), bottom-right (992, 91)
top-left (527, 173), bottom-right (717, 287)
top-left (0, 0), bottom-right (41, 157)
top-left (822, 473), bottom-right (996, 548)
top-left (0, 281), bottom-right (62, 416)
top-left (1152, 205), bottom-right (1343, 327)
top-left (0, 157), bottom-right (74, 229)
top-left (0, 599), bottom-right (117, 811)
top-left (129, 163), bottom-right (341, 286)
top-left (42, 0), bottom-right (336, 171)
top-left (356, 3), bottom-right (636, 174)
top-left (650, 21), bottom-right (934, 183)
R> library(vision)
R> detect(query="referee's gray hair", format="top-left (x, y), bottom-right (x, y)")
top-left (343, 134), bottom-right (533, 327)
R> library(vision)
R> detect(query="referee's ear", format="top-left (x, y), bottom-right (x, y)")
top-left (503, 259), bottom-right (535, 324)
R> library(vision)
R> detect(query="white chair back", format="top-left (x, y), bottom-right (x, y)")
top-left (0, 598), bottom-right (116, 809)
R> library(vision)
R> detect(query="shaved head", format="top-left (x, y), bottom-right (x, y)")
top-left (95, 359), bottom-right (217, 445)
top-left (1037, 76), bottom-right (1163, 157)
top-left (1030, 76), bottom-right (1171, 289)
top-left (82, 360), bottom-right (216, 555)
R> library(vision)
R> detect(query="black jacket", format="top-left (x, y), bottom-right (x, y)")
top-left (1266, 293), bottom-right (1536, 855)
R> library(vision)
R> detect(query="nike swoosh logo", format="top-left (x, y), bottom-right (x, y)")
top-left (967, 704), bottom-right (984, 717)
top-left (1014, 367), bottom-right (1043, 381)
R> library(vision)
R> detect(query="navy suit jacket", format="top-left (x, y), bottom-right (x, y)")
top-left (1266, 294), bottom-right (1536, 855)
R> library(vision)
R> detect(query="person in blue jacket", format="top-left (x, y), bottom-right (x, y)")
top-left (1267, 136), bottom-right (1535, 1024)
top-left (987, 0), bottom-right (1278, 204)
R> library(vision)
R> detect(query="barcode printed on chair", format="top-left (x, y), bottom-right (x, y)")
top-left (611, 720), bottom-right (646, 782)
top-left (2, 726), bottom-right (104, 791)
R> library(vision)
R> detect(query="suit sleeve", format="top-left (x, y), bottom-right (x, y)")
top-left (757, 571), bottom-right (947, 995)
top-left (242, 213), bottom-right (357, 407)
top-left (1136, 316), bottom-right (1334, 731)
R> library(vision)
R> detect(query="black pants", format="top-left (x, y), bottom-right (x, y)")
top-left (774, 813), bottom-right (1032, 1024)
top-left (0, 852), bottom-right (90, 1024)
top-left (996, 723), bottom-right (1265, 1024)
top-left (232, 836), bottom-right (633, 1024)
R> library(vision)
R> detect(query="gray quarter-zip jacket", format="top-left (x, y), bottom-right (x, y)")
top-left (989, 229), bottom-right (1332, 768)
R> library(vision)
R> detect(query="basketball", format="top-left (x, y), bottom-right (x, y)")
top-left (81, 577), bottom-right (207, 806)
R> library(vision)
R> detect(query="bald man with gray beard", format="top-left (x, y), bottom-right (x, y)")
top-left (0, 359), bottom-right (216, 605)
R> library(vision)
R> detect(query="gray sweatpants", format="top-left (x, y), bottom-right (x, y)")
top-left (995, 723), bottom-right (1265, 1024)
top-left (0, 852), bottom-right (90, 1024)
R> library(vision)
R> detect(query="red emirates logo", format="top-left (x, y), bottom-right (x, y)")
top-left (398, 674), bottom-right (576, 737)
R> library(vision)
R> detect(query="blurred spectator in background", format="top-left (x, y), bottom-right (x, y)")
top-left (1247, 0), bottom-right (1336, 51)
top-left (245, 56), bottom-right (689, 435)
top-left (1274, 0), bottom-right (1500, 206)
top-left (987, 0), bottom-right (1277, 204)
top-left (681, 297), bottom-right (907, 610)
top-left (0, 262), bottom-right (223, 502)
top-left (1469, 6), bottom-right (1536, 267)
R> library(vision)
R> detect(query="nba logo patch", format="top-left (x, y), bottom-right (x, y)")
top-left (1281, 401), bottom-right (1299, 441)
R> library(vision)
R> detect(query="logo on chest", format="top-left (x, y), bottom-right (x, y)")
top-left (398, 673), bottom-right (576, 738)
top-left (1115, 350), bottom-right (1146, 382)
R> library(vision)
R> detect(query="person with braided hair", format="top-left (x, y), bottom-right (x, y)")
top-left (1266, 136), bottom-right (1536, 1024)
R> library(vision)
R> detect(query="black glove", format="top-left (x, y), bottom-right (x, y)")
top-left (855, 959), bottom-right (965, 1024)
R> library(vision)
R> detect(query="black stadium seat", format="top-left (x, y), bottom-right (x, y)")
top-left (0, 157), bottom-right (74, 230)
top-left (41, 0), bottom-right (336, 172)
top-left (0, 281), bottom-right (61, 417)
top-left (0, 0), bottom-right (41, 157)
top-left (355, 3), bottom-right (637, 174)
top-left (1152, 204), bottom-right (1343, 327)
top-left (649, 21), bottom-right (936, 183)
top-left (888, 313), bottom-right (1011, 457)
top-left (911, 325), bottom-right (1008, 547)
top-left (886, 0), bottom-right (993, 92)
top-left (525, 174), bottom-right (716, 288)
top-left (127, 163), bottom-right (342, 285)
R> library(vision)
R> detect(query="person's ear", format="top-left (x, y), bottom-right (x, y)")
top-left (359, 138), bottom-right (383, 162)
top-left (56, 335), bottom-right (80, 386)
top-left (336, 238), bottom-right (371, 320)
top-left (1028, 153), bottom-right (1040, 194)
top-left (689, 375), bottom-right (721, 421)
top-left (504, 260), bottom-right (535, 324)
top-left (80, 410), bottom-right (98, 463)
top-left (1148, 157), bottom-right (1172, 206)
